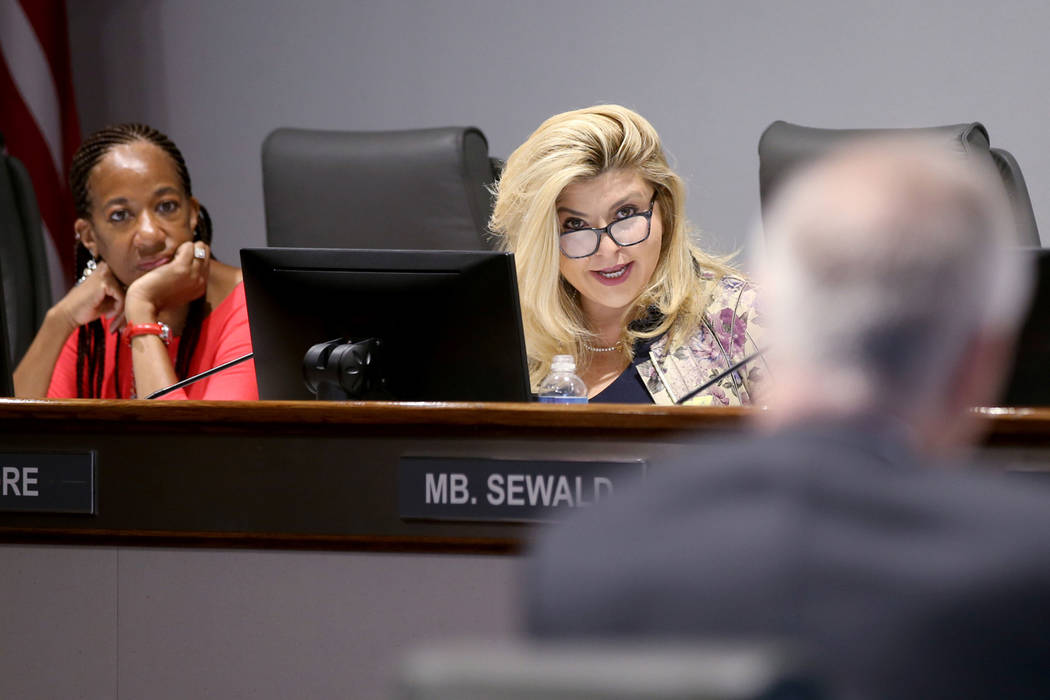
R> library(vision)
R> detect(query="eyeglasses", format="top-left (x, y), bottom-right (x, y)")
top-left (558, 193), bottom-right (658, 259)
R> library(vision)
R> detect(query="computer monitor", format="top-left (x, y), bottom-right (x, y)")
top-left (240, 248), bottom-right (532, 402)
top-left (1001, 247), bottom-right (1050, 406)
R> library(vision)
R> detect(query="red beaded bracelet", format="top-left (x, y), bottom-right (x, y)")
top-left (125, 322), bottom-right (171, 346)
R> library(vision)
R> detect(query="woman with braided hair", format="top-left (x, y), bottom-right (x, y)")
top-left (13, 123), bottom-right (257, 399)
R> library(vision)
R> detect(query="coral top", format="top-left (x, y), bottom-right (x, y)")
top-left (47, 282), bottom-right (257, 400)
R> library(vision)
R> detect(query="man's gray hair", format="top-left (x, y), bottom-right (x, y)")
top-left (760, 138), bottom-right (1032, 413)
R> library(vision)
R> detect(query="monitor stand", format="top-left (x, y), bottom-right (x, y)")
top-left (302, 338), bottom-right (388, 400)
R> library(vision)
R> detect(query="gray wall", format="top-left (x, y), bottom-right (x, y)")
top-left (3, 544), bottom-right (517, 699)
top-left (67, 0), bottom-right (1050, 265)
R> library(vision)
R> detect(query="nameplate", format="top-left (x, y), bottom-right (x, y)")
top-left (398, 456), bottom-right (646, 523)
top-left (0, 452), bottom-right (97, 514)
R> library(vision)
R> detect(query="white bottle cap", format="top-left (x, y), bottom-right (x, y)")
top-left (551, 354), bottom-right (576, 372)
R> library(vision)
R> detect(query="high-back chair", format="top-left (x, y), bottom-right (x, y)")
top-left (0, 259), bottom-right (13, 397)
top-left (262, 126), bottom-right (500, 250)
top-left (0, 131), bottom-right (52, 370)
top-left (758, 121), bottom-right (1040, 246)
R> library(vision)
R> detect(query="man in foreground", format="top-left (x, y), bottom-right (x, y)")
top-left (526, 140), bottom-right (1050, 698)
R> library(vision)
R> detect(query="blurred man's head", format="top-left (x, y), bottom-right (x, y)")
top-left (759, 139), bottom-right (1032, 452)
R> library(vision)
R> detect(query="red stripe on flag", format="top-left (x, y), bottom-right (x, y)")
top-left (17, 0), bottom-right (80, 171)
top-left (0, 50), bottom-right (76, 283)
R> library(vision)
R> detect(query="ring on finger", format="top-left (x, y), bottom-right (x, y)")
top-left (194, 246), bottom-right (207, 260)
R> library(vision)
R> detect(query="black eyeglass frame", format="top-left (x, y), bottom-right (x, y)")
top-left (558, 192), bottom-right (659, 259)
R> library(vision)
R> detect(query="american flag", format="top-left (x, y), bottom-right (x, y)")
top-left (0, 0), bottom-right (81, 291)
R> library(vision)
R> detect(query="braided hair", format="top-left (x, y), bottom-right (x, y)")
top-left (69, 123), bottom-right (213, 397)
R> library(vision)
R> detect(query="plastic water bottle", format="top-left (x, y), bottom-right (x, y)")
top-left (537, 355), bottom-right (588, 404)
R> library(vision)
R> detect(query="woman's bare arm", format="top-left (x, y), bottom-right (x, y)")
top-left (13, 262), bottom-right (125, 398)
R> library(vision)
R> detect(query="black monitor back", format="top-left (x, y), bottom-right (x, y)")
top-left (1001, 247), bottom-right (1050, 406)
top-left (240, 248), bottom-right (531, 402)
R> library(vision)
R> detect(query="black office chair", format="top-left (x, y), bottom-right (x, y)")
top-left (0, 259), bottom-right (13, 397)
top-left (0, 131), bottom-right (52, 371)
top-left (758, 121), bottom-right (1040, 246)
top-left (262, 126), bottom-right (500, 250)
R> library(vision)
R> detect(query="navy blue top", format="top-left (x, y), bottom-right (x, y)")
top-left (590, 336), bottom-right (658, 404)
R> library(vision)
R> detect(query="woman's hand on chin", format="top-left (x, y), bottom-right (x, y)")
top-left (125, 240), bottom-right (210, 322)
top-left (56, 260), bottom-right (125, 330)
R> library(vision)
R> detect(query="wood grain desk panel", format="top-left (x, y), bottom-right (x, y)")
top-left (0, 400), bottom-right (1046, 552)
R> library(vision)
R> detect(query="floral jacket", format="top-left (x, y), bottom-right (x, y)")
top-left (636, 275), bottom-right (767, 406)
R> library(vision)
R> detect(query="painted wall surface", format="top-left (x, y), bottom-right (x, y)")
top-left (67, 0), bottom-right (1049, 265)
top-left (1, 545), bottom-right (518, 699)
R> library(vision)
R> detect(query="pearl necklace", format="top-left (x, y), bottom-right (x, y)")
top-left (584, 342), bottom-right (621, 353)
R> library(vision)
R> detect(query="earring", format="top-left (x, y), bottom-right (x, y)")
top-left (77, 257), bottom-right (97, 286)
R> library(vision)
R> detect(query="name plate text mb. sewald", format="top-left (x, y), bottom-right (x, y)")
top-left (399, 456), bottom-right (646, 523)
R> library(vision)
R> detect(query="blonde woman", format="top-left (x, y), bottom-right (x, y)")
top-left (490, 105), bottom-right (765, 405)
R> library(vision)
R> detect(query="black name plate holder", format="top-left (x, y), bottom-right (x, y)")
top-left (0, 451), bottom-right (97, 515)
top-left (399, 456), bottom-right (646, 523)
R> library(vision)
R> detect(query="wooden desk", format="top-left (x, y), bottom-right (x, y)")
top-left (3, 401), bottom-right (1050, 700)
top-left (1, 400), bottom-right (1048, 552)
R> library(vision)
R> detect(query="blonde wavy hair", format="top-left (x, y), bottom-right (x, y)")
top-left (490, 104), bottom-right (736, 388)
